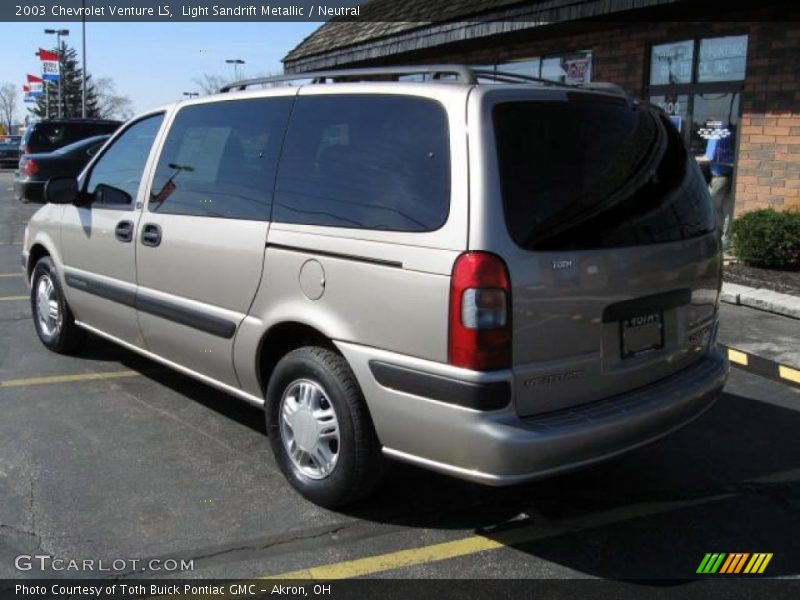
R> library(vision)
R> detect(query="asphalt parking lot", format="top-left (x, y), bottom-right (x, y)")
top-left (1, 168), bottom-right (799, 582)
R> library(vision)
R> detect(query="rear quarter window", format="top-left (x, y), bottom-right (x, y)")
top-left (493, 97), bottom-right (715, 250)
top-left (273, 95), bottom-right (450, 232)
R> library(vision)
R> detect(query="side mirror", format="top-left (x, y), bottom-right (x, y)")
top-left (44, 177), bottom-right (79, 205)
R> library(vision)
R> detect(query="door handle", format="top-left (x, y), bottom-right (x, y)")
top-left (141, 223), bottom-right (162, 247)
top-left (114, 220), bottom-right (133, 243)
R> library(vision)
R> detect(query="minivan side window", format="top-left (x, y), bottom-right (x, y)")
top-left (273, 95), bottom-right (450, 232)
top-left (85, 114), bottom-right (164, 209)
top-left (148, 97), bottom-right (293, 220)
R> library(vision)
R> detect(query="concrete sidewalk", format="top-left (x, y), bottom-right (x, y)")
top-left (718, 302), bottom-right (800, 369)
top-left (721, 281), bottom-right (800, 320)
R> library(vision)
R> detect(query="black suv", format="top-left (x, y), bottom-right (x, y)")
top-left (21, 118), bottom-right (121, 156)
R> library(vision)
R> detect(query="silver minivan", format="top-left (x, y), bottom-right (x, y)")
top-left (22, 66), bottom-right (728, 507)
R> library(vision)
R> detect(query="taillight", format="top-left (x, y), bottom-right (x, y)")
top-left (448, 251), bottom-right (511, 371)
top-left (21, 159), bottom-right (38, 176)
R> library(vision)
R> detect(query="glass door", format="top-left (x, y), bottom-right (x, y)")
top-left (647, 35), bottom-right (748, 244)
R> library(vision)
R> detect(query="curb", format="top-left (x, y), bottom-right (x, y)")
top-left (720, 282), bottom-right (800, 320)
top-left (722, 345), bottom-right (800, 390)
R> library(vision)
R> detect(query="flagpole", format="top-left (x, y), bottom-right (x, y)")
top-left (57, 34), bottom-right (62, 118)
top-left (81, 0), bottom-right (86, 118)
top-left (44, 29), bottom-right (69, 118)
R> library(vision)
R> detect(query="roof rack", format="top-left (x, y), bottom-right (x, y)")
top-left (218, 64), bottom-right (630, 100)
top-left (219, 65), bottom-right (476, 92)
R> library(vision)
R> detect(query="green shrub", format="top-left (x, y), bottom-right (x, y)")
top-left (731, 208), bottom-right (800, 268)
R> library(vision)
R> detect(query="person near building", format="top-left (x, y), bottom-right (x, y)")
top-left (695, 119), bottom-right (735, 247)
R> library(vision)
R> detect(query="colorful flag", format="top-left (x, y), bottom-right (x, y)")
top-left (26, 74), bottom-right (43, 98)
top-left (38, 48), bottom-right (60, 81)
top-left (22, 84), bottom-right (36, 103)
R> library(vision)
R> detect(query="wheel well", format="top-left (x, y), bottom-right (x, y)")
top-left (27, 244), bottom-right (50, 280)
top-left (257, 322), bottom-right (336, 396)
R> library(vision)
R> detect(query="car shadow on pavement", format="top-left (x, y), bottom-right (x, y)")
top-left (347, 389), bottom-right (800, 579)
top-left (101, 340), bottom-right (800, 579)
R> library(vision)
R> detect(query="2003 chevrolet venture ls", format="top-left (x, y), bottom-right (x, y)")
top-left (22, 66), bottom-right (728, 507)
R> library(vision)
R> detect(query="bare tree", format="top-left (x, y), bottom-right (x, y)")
top-left (192, 73), bottom-right (229, 95)
top-left (93, 76), bottom-right (134, 120)
top-left (0, 82), bottom-right (18, 134)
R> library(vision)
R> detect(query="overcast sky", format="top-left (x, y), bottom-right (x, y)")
top-left (1, 21), bottom-right (319, 116)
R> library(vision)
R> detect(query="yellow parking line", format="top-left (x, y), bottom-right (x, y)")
top-left (779, 365), bottom-right (800, 385)
top-left (727, 348), bottom-right (749, 366)
top-left (262, 534), bottom-right (505, 580)
top-left (0, 295), bottom-right (27, 301)
top-left (0, 370), bottom-right (140, 388)
top-left (0, 273), bottom-right (22, 278)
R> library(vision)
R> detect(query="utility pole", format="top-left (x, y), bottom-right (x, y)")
top-left (44, 28), bottom-right (69, 118)
top-left (182, 92), bottom-right (199, 99)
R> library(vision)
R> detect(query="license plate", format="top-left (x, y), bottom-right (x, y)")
top-left (621, 312), bottom-right (663, 358)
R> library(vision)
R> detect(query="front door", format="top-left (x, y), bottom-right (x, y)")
top-left (135, 96), bottom-right (294, 386)
top-left (60, 113), bottom-right (165, 345)
top-left (647, 34), bottom-right (747, 242)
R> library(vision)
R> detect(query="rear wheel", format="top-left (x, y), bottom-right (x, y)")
top-left (266, 346), bottom-right (383, 507)
top-left (30, 256), bottom-right (85, 353)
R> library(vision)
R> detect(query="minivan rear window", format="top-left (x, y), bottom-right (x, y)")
top-left (493, 98), bottom-right (715, 250)
top-left (26, 122), bottom-right (120, 152)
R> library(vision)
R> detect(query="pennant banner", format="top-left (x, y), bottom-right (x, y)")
top-left (22, 84), bottom-right (36, 103)
top-left (26, 74), bottom-right (43, 97)
top-left (38, 48), bottom-right (60, 81)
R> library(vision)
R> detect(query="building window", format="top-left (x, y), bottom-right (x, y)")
top-left (493, 51), bottom-right (592, 85)
top-left (647, 35), bottom-right (748, 243)
top-left (650, 40), bottom-right (694, 85)
top-left (698, 35), bottom-right (748, 82)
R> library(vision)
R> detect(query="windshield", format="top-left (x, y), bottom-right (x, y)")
top-left (493, 96), bottom-right (715, 250)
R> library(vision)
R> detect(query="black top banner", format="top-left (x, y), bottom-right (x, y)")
top-left (1, 0), bottom-right (796, 23)
top-left (5, 0), bottom-right (365, 22)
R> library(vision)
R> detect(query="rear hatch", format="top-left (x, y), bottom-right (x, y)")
top-left (489, 90), bottom-right (721, 417)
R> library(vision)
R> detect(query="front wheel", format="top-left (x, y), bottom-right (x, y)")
top-left (266, 346), bottom-right (383, 508)
top-left (30, 256), bottom-right (85, 353)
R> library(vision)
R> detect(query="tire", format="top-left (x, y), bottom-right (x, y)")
top-left (266, 346), bottom-right (384, 507)
top-left (30, 256), bottom-right (86, 354)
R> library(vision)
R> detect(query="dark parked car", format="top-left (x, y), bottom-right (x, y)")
top-left (20, 118), bottom-right (120, 156)
top-left (14, 135), bottom-right (110, 203)
top-left (0, 135), bottom-right (22, 168)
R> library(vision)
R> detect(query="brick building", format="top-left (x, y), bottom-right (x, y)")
top-left (283, 0), bottom-right (800, 219)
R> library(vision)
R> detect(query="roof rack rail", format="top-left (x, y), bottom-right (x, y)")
top-left (217, 64), bottom-right (630, 100)
top-left (470, 69), bottom-right (565, 86)
top-left (219, 65), bottom-right (476, 92)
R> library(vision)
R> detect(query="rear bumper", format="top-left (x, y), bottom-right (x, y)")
top-left (13, 178), bottom-right (44, 202)
top-left (338, 341), bottom-right (728, 485)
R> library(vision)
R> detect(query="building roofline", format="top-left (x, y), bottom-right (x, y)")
top-left (283, 0), bottom-right (682, 72)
